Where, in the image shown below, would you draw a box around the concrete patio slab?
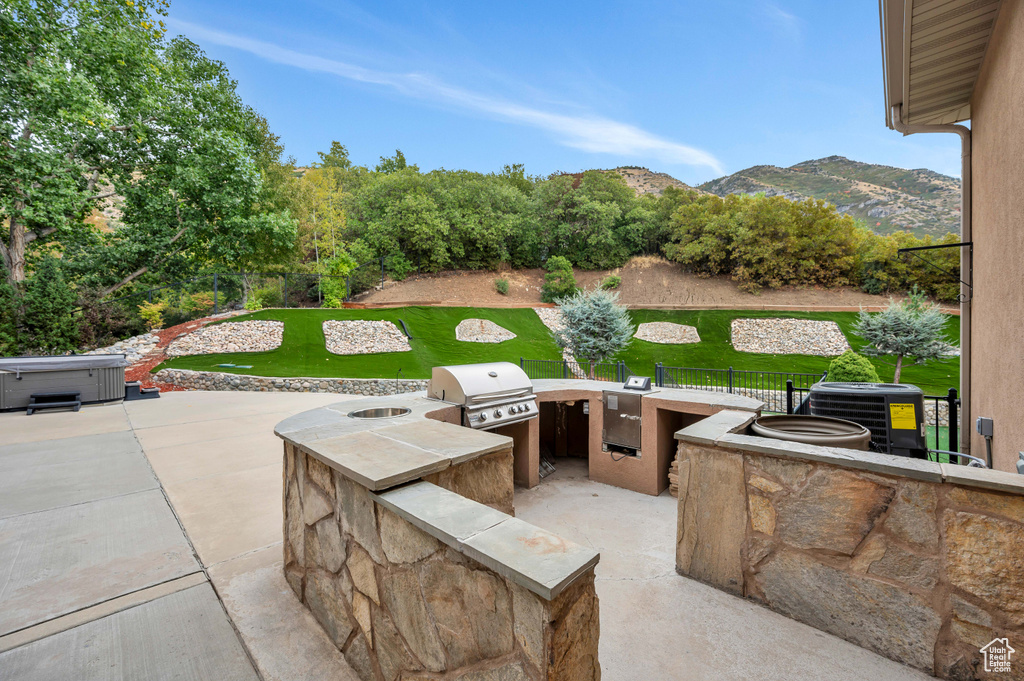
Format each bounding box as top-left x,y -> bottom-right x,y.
0,430 -> 156,519
0,573 -> 208,653
162,463 -> 283,566
144,430 -> 283,485
0,489 -> 200,636
0,583 -> 258,681
515,458 -> 930,681
132,409 -> 298,451
209,546 -> 359,681
0,403 -> 130,446
124,390 -> 342,430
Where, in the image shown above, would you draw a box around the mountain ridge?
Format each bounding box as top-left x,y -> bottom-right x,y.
696,155 -> 960,237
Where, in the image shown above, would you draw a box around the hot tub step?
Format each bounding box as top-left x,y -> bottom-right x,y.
27,391 -> 82,415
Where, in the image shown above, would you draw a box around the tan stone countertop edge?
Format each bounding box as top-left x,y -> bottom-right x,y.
372,481 -> 600,601
677,409 -> 1024,495
275,384 -> 759,493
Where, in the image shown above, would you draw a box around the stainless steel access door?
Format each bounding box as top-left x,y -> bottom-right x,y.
603,390 -> 642,449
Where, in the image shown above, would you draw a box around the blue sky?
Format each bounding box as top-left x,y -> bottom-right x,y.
164,0 -> 964,184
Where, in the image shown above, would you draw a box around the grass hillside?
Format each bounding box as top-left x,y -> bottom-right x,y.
156,307 -> 563,379
698,155 -> 960,237
617,309 -> 959,395
156,307 -> 960,395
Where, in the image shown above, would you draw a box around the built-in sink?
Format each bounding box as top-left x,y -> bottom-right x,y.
347,407 -> 412,419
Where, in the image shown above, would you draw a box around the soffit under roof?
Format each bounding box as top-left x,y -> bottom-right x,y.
881,0 -> 1003,127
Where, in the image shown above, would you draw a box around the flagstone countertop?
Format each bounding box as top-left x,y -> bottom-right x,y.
274,381 -> 763,493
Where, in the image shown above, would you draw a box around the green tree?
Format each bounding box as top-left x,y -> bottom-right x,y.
541,256 -> 577,302
554,289 -> 633,375
0,260 -> 19,355
853,288 -> 952,383
316,141 -> 352,169
1,1 -> 297,292
375,149 -> 416,174
21,256 -> 79,352
1,0 -> 172,284
827,351 -> 881,383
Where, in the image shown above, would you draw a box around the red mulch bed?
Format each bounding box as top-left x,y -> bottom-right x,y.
125,314 -> 229,391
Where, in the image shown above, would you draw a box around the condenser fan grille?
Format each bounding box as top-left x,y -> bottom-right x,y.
809,393 -> 889,452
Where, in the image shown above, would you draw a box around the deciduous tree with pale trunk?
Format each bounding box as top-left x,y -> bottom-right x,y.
1,0 -> 296,292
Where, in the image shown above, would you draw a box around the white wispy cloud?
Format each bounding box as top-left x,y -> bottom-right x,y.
760,2 -> 802,41
165,19 -> 723,174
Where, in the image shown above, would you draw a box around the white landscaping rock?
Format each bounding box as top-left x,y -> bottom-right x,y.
455,319 -> 516,343
533,307 -> 586,378
634,322 -> 700,344
323,320 -> 411,355
731,318 -> 851,356
166,320 -> 284,356
84,332 -> 160,364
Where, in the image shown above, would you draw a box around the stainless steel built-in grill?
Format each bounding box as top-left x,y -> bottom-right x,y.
427,362 -> 538,430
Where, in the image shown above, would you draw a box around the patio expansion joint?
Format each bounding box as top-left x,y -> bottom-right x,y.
128,420 -> 270,681
0,485 -> 160,522
0,571 -> 208,653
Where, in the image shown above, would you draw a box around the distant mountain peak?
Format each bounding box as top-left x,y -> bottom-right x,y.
698,157 -> 960,237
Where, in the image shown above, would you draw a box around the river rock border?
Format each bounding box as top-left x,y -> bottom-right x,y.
155,368 -> 427,396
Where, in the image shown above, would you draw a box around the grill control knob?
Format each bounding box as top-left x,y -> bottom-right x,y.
523,403 -> 530,411
494,409 -> 503,418
478,413 -> 487,422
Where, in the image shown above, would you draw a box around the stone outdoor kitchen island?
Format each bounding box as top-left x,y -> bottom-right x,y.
274,394 -> 601,681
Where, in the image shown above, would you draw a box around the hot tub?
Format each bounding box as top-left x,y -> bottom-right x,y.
0,355 -> 128,411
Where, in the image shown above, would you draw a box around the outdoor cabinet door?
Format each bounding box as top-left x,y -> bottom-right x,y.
603,391 -> 642,449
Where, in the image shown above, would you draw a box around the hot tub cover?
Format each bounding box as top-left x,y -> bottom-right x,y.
0,354 -> 128,372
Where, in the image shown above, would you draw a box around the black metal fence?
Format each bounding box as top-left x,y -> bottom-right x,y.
656,364 -> 826,414
519,358 -> 635,382
925,388 -> 960,454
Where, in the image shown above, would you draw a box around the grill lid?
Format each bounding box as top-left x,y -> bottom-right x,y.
427,362 -> 532,405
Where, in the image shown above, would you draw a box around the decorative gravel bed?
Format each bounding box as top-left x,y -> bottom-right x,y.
455,318 -> 516,343
533,307 -> 587,378
731,318 -> 851,356
85,332 -> 160,364
166,320 -> 284,356
634,322 -> 700,344
323,320 -> 411,355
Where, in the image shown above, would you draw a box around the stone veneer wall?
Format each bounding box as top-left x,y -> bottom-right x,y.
156,368 -> 427,396
283,441 -> 600,681
675,440 -> 1024,679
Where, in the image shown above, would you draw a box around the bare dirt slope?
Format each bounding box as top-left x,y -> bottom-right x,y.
355,257 -> 927,310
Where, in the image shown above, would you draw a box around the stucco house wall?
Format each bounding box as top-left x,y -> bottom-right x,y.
969,0 -> 1024,472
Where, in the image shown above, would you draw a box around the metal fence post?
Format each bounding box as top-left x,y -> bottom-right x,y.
213,273 -> 219,314
282,274 -> 288,308
563,360 -> 569,379
728,366 -> 734,394
786,380 -> 795,415
655,362 -> 662,388
947,388 -> 959,452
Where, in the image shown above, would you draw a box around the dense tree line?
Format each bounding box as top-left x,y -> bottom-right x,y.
294,150 -> 960,302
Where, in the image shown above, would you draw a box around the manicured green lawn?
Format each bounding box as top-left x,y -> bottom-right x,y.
156,306 -> 960,395
155,307 -> 563,379
615,309 -> 959,396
